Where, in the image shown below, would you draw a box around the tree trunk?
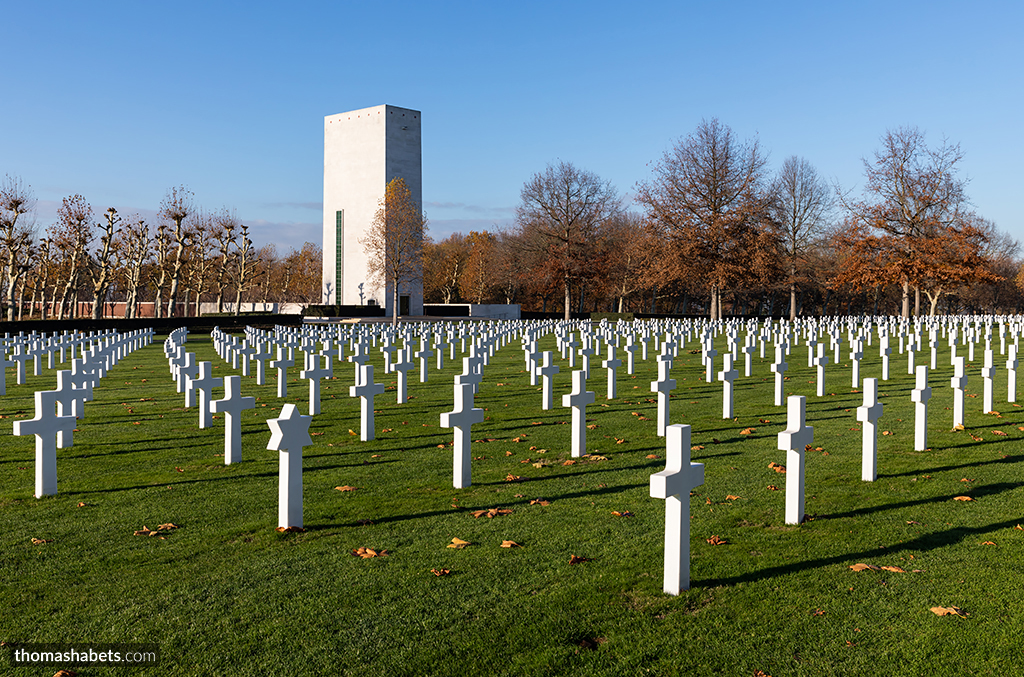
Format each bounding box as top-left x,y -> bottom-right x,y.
901,280 -> 910,318
563,279 -> 571,322
392,283 -> 400,326
914,287 -> 921,317
789,280 -> 797,321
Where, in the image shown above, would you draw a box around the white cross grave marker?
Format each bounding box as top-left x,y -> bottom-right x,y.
650,424 -> 704,595
562,370 -> 596,457
911,365 -> 932,451
349,364 -> 385,442
951,356 -> 967,428
717,353 -> 738,419
536,351 -> 560,410
777,395 -> 813,525
856,377 -> 883,481
13,390 -> 77,497
210,375 -> 256,465
1006,345 -> 1018,403
602,345 -> 622,400
982,349 -> 995,414
188,361 -> 222,429
651,359 -> 676,437
770,343 -> 788,407
440,382 -> 486,488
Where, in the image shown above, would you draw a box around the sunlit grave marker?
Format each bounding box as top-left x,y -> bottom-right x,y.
856,377 -> 883,481
777,395 -> 813,525
13,390 -> 77,497
650,424 -> 704,595
440,382 -> 485,488
349,364 -> 385,442
562,370 -> 596,457
267,403 -> 313,530
210,375 -> 256,465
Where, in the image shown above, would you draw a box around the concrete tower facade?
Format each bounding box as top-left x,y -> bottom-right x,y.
323,104 -> 423,315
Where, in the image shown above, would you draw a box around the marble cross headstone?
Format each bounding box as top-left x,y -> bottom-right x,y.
562,370 -> 596,457
651,358 -> 676,437
210,375 -> 256,465
601,345 -> 622,400
349,364 -> 385,441
981,349 -> 995,414
950,356 -> 967,428
1006,345 -> 1018,403
13,390 -> 77,497
267,403 -> 313,530
189,361 -> 222,429
814,343 -> 829,397
856,377 -> 883,481
911,365 -> 932,451
536,351 -> 560,410
717,352 -> 738,419
777,395 -> 813,525
650,423 -> 704,595
270,346 -> 294,399
440,382 -> 486,489
770,343 -> 788,407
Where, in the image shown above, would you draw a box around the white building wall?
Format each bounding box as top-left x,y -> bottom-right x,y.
323,104 -> 423,316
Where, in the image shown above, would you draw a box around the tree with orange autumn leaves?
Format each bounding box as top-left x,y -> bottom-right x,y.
832,127 -> 1001,317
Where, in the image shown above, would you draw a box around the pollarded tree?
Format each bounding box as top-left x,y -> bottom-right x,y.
770,156 -> 835,320
0,175 -> 36,321
360,177 -> 427,325
88,207 -> 120,319
51,194 -> 93,320
160,186 -> 194,318
115,215 -> 150,318
211,209 -> 238,313
515,161 -> 621,321
232,223 -> 260,315
185,210 -> 217,317
636,118 -> 777,321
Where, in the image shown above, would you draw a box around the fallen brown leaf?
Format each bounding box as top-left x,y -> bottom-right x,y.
726,495 -> 742,500
530,499 -> 551,506
849,563 -> 879,571
471,508 -> 513,519
706,535 -> 727,545
569,555 -> 592,565
953,496 -> 974,502
881,566 -> 906,573
739,427 -> 755,435
611,510 -> 634,517
981,541 -> 996,545
930,606 -> 968,617
447,537 -> 471,549
430,568 -> 451,576
993,430 -> 1008,436
335,485 -> 358,492
500,540 -> 521,548
30,538 -> 52,545
352,547 -> 388,558
646,454 -> 659,459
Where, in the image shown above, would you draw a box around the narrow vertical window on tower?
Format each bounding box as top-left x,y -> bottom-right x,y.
335,210 -> 344,304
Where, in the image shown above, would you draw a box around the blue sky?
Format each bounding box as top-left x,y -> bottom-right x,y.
4,1 -> 1022,253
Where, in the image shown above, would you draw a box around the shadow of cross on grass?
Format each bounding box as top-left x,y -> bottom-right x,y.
878,453 -> 1024,479
695,515 -> 1024,589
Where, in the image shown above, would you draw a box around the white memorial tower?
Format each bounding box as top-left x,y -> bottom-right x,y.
323,104 -> 423,315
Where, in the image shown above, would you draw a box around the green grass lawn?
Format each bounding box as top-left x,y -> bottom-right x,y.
1,326 -> 1022,676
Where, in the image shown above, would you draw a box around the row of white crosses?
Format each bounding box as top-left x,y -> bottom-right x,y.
11,328 -> 154,497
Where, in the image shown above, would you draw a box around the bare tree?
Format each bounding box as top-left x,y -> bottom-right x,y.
515,161 -> 621,320
0,175 -> 36,321
150,222 -> 171,318
88,207 -> 120,319
159,186 -> 193,318
360,177 -> 428,325
211,209 -> 237,313
256,243 -> 278,304
116,216 -> 150,318
52,195 -> 93,320
840,126 -> 968,317
232,223 -> 260,315
185,210 -> 216,316
636,118 -> 776,320
771,156 -> 835,320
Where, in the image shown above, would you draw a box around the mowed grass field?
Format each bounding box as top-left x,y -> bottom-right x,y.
1,324 -> 1023,676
